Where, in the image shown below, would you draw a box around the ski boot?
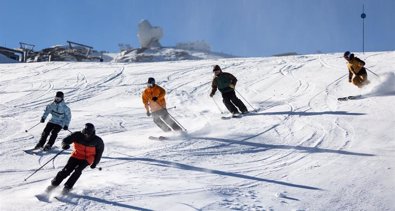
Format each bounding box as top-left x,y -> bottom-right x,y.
43,144 -> 52,151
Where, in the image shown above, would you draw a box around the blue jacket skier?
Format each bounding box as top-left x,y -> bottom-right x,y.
35,91 -> 71,150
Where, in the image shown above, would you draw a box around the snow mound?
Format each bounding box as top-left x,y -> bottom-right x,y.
365,72 -> 395,97
115,47 -> 229,62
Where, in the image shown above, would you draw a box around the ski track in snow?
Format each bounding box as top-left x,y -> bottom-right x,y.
1,52 -> 394,211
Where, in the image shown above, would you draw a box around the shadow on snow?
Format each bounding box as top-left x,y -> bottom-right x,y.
103,154 -> 322,191
248,110 -> 365,116
69,192 -> 153,211
191,135 -> 375,157
191,124 -> 374,157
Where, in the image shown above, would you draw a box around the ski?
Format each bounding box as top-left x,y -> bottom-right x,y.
35,185 -> 57,203
53,191 -> 78,204
337,95 -> 362,101
148,136 -> 167,140
24,146 -> 60,155
221,113 -> 242,120
24,148 -> 41,155
35,193 -> 52,203
54,195 -> 76,204
221,116 -> 241,120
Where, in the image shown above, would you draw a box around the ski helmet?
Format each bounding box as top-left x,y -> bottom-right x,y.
213,65 -> 222,72
147,77 -> 155,85
344,51 -> 350,58
82,123 -> 95,136
55,91 -> 64,98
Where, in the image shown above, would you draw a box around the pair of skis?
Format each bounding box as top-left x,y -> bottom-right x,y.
221,114 -> 242,120
221,111 -> 253,120
337,95 -> 362,101
148,136 -> 167,140
23,146 -> 59,155
35,186 -> 76,204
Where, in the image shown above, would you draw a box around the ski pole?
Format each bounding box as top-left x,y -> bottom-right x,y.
366,68 -> 379,78
167,113 -> 187,132
25,122 -> 41,133
152,101 -> 187,132
167,106 -> 176,110
211,97 -> 225,114
24,149 -> 65,181
235,89 -> 258,112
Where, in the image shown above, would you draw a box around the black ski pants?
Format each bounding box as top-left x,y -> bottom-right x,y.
221,90 -> 248,114
152,108 -> 182,132
51,157 -> 89,189
37,122 -> 62,147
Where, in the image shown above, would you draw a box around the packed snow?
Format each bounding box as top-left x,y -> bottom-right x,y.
0,51 -> 394,211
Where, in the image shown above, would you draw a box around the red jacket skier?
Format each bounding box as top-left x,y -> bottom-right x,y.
46,123 -> 104,193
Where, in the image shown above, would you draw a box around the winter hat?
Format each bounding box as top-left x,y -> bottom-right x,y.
55,91 -> 64,98
349,53 -> 355,59
82,123 -> 95,136
344,51 -> 350,58
147,77 -> 155,85
213,65 -> 222,72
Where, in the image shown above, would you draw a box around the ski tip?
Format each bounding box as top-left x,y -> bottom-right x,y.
35,194 -> 51,203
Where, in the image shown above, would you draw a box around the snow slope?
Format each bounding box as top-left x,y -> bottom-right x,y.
0,52 -> 394,211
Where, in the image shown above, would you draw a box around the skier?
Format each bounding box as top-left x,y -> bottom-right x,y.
343,51 -> 368,88
142,77 -> 182,132
46,123 -> 104,194
209,65 -> 248,116
35,91 -> 71,151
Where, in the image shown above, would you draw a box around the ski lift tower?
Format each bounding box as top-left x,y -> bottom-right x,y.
361,5 -> 367,54
19,42 -> 35,62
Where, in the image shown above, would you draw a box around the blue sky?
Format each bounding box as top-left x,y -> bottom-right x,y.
1,0 -> 394,57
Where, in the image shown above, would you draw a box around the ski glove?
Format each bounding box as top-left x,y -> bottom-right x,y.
229,84 -> 235,89
62,143 -> 70,150
90,164 -> 96,169
146,111 -> 151,117
152,96 -> 158,101
40,117 -> 45,123
63,125 -> 68,130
